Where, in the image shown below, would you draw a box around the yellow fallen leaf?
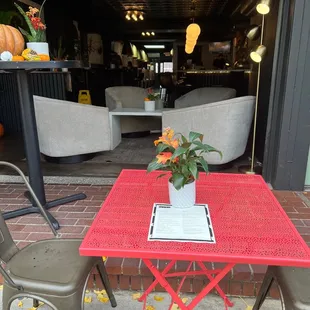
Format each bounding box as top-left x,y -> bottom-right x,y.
94,289 -> 106,295
246,307 -> 253,310
146,306 -> 156,310
0,285 -> 3,290
97,294 -> 109,303
84,296 -> 92,303
132,292 -> 142,300
85,290 -> 90,294
171,304 -> 179,310
102,257 -> 107,262
154,295 -> 164,302
28,308 -> 38,310
18,301 -> 23,307
182,297 -> 189,304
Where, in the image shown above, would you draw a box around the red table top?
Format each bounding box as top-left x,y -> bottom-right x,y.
80,170 -> 310,267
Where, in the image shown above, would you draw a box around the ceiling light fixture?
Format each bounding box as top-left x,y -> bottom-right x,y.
186,23 -> 201,37
139,14 -> 144,20
125,12 -> 131,20
146,32 -> 151,36
142,32 -> 145,36
151,32 -> 155,36
131,13 -> 138,21
144,45 -> 165,49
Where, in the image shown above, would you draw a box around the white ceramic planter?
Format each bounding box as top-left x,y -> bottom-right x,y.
27,42 -> 49,56
169,180 -> 196,208
144,101 -> 155,111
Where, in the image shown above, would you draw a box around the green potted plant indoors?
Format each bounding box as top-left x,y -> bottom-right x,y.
15,1 -> 49,56
144,88 -> 160,112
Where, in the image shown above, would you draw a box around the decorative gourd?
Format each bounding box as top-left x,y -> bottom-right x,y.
38,54 -> 50,61
22,48 -> 40,61
12,55 -> 24,61
0,124 -> 4,138
0,24 -> 25,56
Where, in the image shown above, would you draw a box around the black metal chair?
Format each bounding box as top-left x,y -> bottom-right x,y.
253,266 -> 310,310
0,161 -> 117,310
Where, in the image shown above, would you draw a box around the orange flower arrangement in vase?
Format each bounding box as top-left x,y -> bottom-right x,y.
144,88 -> 160,112
147,127 -> 222,207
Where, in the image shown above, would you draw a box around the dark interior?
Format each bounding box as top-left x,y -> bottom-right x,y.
0,0 -> 281,172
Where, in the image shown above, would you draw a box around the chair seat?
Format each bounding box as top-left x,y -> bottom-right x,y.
6,239 -> 98,296
273,266 -> 310,307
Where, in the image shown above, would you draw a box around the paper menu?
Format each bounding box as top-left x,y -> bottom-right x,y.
148,203 -> 215,243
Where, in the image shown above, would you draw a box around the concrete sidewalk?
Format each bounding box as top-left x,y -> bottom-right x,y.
1,291 -> 282,309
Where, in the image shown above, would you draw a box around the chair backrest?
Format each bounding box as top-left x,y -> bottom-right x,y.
105,86 -> 147,110
175,87 -> 236,109
0,212 -> 19,263
162,96 -> 255,164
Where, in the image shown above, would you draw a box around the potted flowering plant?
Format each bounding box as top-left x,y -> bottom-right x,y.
147,127 -> 222,208
144,88 -> 160,112
15,2 -> 49,56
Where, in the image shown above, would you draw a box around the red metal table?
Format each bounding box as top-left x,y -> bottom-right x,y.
80,170 -> 310,309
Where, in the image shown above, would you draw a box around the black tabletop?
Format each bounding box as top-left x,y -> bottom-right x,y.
0,60 -> 81,70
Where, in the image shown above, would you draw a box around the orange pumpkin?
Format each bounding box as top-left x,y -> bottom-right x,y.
0,123 -> 4,138
12,55 -> 24,61
38,54 -> 50,61
0,24 -> 25,56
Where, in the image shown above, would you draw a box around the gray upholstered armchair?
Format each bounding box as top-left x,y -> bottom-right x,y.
162,96 -> 255,165
33,96 -> 111,162
175,87 -> 236,109
105,86 -> 161,134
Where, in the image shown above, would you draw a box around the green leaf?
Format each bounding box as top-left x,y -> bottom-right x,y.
189,131 -> 203,142
157,173 -> 167,179
171,147 -> 187,160
193,141 -> 222,157
181,142 -> 191,149
156,143 -> 170,153
188,161 -> 198,179
181,134 -> 188,144
18,27 -> 34,42
147,159 -> 165,173
15,3 -> 37,39
181,165 -> 190,179
198,157 -> 209,174
171,173 -> 185,190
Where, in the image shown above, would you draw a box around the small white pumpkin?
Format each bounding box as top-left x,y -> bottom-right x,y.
0,51 -> 13,61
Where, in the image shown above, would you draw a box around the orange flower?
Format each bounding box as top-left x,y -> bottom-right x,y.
163,127 -> 174,140
156,152 -> 179,164
170,139 -> 179,149
154,127 -> 178,147
156,152 -> 173,164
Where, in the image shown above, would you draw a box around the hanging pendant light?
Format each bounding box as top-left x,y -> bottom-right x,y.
186,23 -> 201,37
250,45 -> 267,63
185,45 -> 194,54
256,0 -> 271,15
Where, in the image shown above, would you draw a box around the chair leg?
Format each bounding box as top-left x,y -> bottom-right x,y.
253,269 -> 275,310
96,262 -> 117,308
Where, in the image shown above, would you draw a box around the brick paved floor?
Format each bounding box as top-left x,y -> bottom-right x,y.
1,183 -> 309,299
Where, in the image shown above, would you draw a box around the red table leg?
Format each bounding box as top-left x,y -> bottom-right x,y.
139,259 -> 235,310
188,262 -> 235,309
196,261 -> 234,307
